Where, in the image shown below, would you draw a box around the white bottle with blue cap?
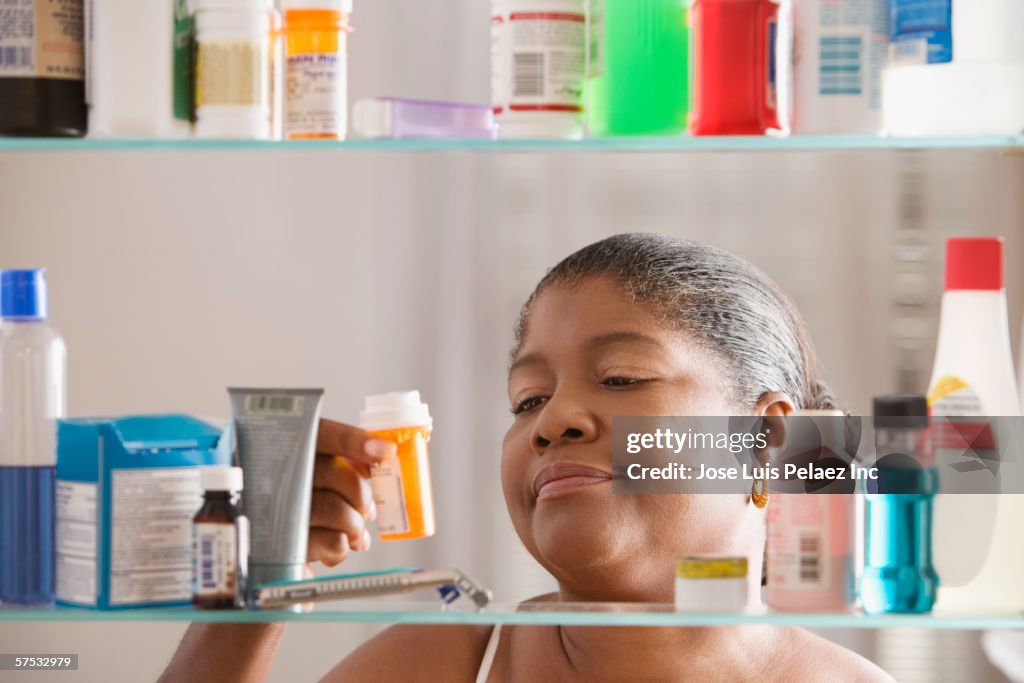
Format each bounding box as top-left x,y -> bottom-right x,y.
0,269 -> 66,607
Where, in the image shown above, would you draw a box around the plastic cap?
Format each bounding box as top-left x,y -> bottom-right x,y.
359,391 -> 431,431
0,269 -> 48,320
676,556 -> 748,579
352,98 -> 393,138
873,394 -> 928,429
945,237 -> 1003,291
194,0 -> 276,11
282,0 -> 352,11
201,466 -> 244,491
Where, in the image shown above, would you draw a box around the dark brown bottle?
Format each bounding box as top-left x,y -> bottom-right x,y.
0,1 -> 87,137
192,467 -> 248,610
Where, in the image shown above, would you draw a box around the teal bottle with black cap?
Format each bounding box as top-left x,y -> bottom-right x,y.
861,395 -> 938,614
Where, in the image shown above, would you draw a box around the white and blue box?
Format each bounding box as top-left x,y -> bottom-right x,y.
55,415 -> 231,609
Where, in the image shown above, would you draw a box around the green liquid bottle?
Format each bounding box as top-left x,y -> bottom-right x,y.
585,0 -> 691,136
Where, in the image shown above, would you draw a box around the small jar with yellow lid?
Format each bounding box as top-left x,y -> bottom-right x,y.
675,555 -> 749,612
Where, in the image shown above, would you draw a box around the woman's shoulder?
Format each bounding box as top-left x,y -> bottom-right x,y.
772,627 -> 895,683
319,623 -> 494,682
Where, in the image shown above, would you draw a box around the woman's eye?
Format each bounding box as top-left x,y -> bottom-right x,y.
511,396 -> 547,415
602,376 -> 647,388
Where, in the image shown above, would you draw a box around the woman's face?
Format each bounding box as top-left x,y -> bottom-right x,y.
503,276 -> 767,602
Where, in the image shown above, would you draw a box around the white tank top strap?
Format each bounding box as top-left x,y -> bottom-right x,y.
475,624 -> 503,683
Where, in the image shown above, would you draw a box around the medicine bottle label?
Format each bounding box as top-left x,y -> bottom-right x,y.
172,0 -> 195,122
928,377 -> 995,484
0,0 -> 84,80
791,0 -> 888,135
927,375 -> 985,416
192,523 -> 238,598
889,0 -> 953,66
766,17 -> 778,112
490,16 -> 504,113
286,52 -> 346,138
491,10 -> 586,113
110,467 -> 199,605
196,41 -> 264,107
767,496 -> 831,589
587,0 -> 604,78
370,459 -> 410,536
927,375 -> 997,587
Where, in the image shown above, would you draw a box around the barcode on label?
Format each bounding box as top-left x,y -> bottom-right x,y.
0,47 -> 33,68
819,36 -> 862,96
244,394 -> 304,416
513,52 -> 545,97
200,536 -> 215,588
799,534 -> 821,583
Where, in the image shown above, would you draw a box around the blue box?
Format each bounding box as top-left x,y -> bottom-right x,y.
55,415 -> 231,609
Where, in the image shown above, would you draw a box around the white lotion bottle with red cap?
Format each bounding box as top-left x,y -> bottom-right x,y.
927,237 -> 1023,613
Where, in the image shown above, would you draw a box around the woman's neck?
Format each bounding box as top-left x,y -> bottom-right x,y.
536,573 -> 773,681
555,623 -> 777,681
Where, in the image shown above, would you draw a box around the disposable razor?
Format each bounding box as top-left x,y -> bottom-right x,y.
250,567 -> 493,610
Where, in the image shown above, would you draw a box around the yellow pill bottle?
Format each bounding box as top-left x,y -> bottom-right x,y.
359,391 -> 435,541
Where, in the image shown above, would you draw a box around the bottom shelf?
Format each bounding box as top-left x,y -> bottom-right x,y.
1,601 -> 1022,629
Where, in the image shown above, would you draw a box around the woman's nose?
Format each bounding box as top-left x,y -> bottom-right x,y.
531,392 -> 599,454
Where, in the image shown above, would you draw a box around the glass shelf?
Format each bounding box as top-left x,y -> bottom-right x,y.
0,135 -> 1023,153
1,601 -> 1022,629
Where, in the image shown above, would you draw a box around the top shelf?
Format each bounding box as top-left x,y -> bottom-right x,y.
1,135 -> 1024,154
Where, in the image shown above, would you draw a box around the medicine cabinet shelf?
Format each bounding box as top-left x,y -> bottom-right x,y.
1,602 -> 1022,629
1,135 -> 1024,154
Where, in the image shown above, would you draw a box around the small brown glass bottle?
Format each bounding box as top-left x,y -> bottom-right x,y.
192,466 -> 248,609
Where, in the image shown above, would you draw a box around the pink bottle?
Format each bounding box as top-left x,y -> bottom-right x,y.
766,410 -> 856,612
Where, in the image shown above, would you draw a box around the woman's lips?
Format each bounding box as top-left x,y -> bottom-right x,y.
532,463 -> 613,500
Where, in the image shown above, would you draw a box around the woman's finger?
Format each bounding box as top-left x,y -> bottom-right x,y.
316,418 -> 397,465
310,488 -> 370,546
308,527 -> 351,567
313,452 -> 376,520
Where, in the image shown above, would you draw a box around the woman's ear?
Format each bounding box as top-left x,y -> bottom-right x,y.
755,391 -> 795,418
751,392 -> 795,465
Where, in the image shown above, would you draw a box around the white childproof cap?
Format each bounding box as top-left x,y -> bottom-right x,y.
200,466 -> 244,492
281,0 -> 353,11
359,391 -> 432,431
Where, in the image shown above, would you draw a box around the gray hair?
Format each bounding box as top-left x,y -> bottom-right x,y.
514,233 -> 836,411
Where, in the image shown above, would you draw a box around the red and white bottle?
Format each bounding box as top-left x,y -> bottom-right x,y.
491,0 -> 586,139
766,410 -> 855,612
927,237 -> 1023,613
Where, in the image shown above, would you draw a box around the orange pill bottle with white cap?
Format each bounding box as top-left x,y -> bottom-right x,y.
359,391 -> 435,541
282,0 -> 353,139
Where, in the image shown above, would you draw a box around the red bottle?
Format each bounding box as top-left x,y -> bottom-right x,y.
689,0 -> 784,136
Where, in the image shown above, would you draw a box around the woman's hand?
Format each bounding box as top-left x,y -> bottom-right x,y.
309,418 -> 395,567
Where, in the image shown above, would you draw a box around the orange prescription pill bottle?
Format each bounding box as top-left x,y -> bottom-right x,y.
282,0 -> 353,140
359,391 -> 435,541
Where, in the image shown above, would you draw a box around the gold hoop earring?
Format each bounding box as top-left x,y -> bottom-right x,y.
751,478 -> 770,509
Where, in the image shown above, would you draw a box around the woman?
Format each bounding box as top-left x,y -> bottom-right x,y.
162,234 -> 892,682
